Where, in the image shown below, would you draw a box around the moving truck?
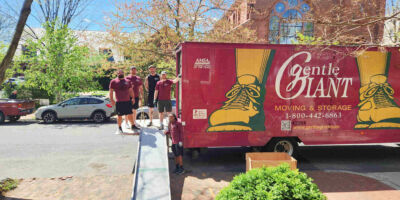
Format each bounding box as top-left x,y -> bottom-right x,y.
175,42 -> 400,156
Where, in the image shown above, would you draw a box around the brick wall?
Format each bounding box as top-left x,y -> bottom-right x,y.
226,0 -> 386,44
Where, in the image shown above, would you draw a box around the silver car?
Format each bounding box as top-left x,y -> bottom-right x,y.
35,96 -> 115,124
136,99 -> 176,119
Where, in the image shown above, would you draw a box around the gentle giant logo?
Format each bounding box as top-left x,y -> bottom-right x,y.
275,51 -> 353,100
194,58 -> 211,69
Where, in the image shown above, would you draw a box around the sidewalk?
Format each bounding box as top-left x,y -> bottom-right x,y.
168,158 -> 400,200
2,175 -> 134,200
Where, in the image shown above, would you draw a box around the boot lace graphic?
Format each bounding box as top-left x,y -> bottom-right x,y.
358,82 -> 396,108
222,83 -> 261,110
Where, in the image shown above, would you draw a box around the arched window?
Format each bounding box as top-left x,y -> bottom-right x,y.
269,0 -> 313,44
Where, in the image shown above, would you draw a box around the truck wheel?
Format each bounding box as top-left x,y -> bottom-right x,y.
136,112 -> 149,120
92,111 -> 106,123
0,111 -> 5,124
9,116 -> 20,122
266,138 -> 298,158
42,111 -> 57,124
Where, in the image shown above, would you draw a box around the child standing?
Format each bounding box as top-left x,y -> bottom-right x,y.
164,113 -> 185,174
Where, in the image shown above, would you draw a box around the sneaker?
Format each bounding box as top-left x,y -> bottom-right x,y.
177,167 -> 185,174
115,128 -> 123,135
132,124 -> 140,130
124,121 -> 130,129
147,121 -> 152,127
159,124 -> 164,130
173,167 -> 180,174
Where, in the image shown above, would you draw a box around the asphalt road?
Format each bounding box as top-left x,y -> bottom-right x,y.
0,119 -> 139,179
183,143 -> 400,190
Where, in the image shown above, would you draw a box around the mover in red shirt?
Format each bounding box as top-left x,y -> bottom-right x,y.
109,69 -> 136,134
164,113 -> 184,174
154,71 -> 181,130
126,66 -> 143,130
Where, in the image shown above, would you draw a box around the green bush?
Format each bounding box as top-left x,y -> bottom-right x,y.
2,83 -> 54,102
216,164 -> 326,200
0,178 -> 18,195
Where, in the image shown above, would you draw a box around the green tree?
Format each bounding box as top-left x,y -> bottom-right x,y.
11,20 -> 101,102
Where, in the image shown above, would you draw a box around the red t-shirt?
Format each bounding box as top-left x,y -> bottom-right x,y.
166,121 -> 183,144
109,78 -> 132,102
126,75 -> 142,98
155,79 -> 173,100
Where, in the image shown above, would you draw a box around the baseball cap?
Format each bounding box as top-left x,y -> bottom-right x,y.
130,66 -> 136,70
161,71 -> 167,75
148,65 -> 156,69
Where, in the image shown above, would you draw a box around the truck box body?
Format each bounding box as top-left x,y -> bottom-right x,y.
175,42 -> 400,148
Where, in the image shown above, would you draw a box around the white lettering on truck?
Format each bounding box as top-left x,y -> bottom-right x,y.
275,51 -> 353,100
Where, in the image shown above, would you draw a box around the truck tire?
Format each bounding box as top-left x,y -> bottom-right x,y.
0,111 -> 5,124
9,116 -> 20,122
92,111 -> 106,123
266,138 -> 298,158
136,112 -> 149,120
42,111 -> 57,124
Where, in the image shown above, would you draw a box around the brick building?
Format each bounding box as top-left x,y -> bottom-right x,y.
225,0 -> 387,44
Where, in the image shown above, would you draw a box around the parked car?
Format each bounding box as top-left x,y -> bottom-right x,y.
35,96 -> 115,124
0,98 -> 36,124
136,99 -> 176,119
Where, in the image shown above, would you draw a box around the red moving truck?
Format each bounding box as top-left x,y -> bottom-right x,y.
175,42 -> 400,156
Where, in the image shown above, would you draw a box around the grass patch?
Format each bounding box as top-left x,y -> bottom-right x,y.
0,178 -> 18,195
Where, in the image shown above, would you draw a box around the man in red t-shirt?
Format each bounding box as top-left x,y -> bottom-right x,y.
109,69 -> 136,134
126,66 -> 143,130
154,71 -> 181,130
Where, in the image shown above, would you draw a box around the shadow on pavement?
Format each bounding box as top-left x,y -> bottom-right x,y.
298,145 -> 400,173
36,119 -> 117,129
0,121 -> 38,126
169,145 -> 400,199
0,196 -> 31,200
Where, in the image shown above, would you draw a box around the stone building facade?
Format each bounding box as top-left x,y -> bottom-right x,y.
225,0 -> 386,44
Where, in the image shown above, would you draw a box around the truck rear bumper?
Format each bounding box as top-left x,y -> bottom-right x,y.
18,108 -> 34,116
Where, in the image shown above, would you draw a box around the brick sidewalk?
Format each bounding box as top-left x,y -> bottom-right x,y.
170,170 -> 400,200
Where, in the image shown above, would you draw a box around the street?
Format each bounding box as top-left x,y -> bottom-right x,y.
0,119 -> 138,179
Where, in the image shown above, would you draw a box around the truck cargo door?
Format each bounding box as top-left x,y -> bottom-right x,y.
177,51 -> 182,117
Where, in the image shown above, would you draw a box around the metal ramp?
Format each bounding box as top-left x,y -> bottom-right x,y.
132,121 -> 171,200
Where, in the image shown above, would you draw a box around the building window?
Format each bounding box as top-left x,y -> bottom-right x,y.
100,48 -> 114,62
21,44 -> 36,57
268,0 -> 313,44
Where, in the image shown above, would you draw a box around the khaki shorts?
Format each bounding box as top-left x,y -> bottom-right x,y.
158,100 -> 172,113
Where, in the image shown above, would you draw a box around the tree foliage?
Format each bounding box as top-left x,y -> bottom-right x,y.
216,164 -> 326,200
9,20 -> 101,102
105,0 -> 251,79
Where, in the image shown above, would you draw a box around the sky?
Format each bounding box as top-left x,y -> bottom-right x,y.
26,0 -> 120,31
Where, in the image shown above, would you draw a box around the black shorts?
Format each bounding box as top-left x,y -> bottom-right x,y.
148,91 -> 155,108
116,101 -> 133,116
158,100 -> 172,113
172,144 -> 183,157
132,97 -> 139,110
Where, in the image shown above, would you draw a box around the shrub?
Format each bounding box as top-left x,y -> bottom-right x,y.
216,164 -> 326,200
0,178 -> 18,195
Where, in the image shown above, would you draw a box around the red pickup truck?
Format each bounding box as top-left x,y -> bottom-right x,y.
0,99 -> 36,123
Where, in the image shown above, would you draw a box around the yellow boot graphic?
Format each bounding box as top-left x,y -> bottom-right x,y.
207,49 -> 275,132
355,51 -> 400,129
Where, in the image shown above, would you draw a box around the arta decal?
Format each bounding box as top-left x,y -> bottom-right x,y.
207,49 -> 275,132
355,51 -> 400,129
